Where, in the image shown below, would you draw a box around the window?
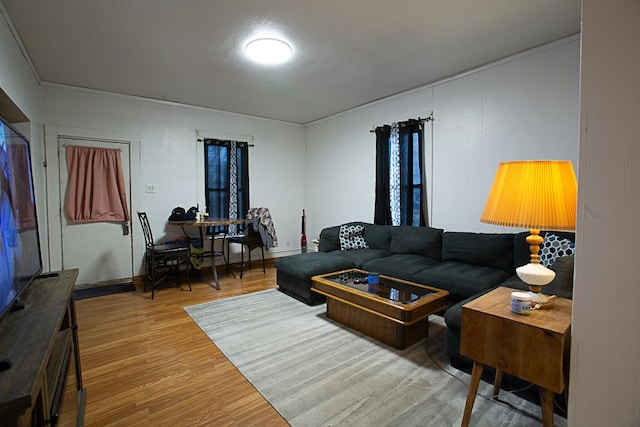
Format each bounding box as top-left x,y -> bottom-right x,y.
374,119 -> 427,226
204,139 -> 249,234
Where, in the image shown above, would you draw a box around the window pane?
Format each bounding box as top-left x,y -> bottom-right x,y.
412,188 -> 421,225
412,133 -> 421,185
205,144 -> 228,228
207,146 -> 227,189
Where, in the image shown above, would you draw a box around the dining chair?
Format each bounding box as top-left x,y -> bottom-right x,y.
225,221 -> 266,279
137,211 -> 191,299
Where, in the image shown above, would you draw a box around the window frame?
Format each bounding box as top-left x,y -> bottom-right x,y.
203,138 -> 250,234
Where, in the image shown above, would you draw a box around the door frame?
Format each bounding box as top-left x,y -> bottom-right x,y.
44,125 -> 141,277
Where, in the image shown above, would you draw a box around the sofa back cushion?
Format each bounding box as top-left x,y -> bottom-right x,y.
390,226 -> 443,261
546,255 -> 574,299
442,232 -> 514,273
319,224 -> 344,252
319,222 -> 392,252
513,231 -> 576,268
363,223 -> 392,250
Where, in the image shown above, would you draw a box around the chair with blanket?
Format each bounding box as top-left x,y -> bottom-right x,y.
226,207 -> 277,278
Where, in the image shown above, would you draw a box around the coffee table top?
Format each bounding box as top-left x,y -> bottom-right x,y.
312,269 -> 449,323
319,269 -> 437,304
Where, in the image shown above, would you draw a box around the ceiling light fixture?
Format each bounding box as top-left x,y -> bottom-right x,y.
245,38 -> 292,64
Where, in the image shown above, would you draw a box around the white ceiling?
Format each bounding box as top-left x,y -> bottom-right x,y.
2,0 -> 581,124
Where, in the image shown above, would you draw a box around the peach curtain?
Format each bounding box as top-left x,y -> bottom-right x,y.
65,145 -> 129,224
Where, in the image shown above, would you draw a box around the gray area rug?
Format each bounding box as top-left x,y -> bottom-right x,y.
185,289 -> 567,427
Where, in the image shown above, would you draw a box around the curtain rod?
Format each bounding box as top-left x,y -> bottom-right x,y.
369,113 -> 434,133
61,143 -> 121,151
197,137 -> 255,147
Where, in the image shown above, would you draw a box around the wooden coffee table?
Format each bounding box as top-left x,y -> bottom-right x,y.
311,269 -> 449,349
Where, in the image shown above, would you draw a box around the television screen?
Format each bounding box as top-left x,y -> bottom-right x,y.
0,116 -> 43,319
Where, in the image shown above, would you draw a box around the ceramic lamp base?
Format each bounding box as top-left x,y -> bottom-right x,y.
516,262 -> 556,306
527,290 -> 550,305
516,262 -> 555,286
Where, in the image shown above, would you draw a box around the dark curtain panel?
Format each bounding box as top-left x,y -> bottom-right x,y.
374,119 -> 427,227
236,141 -> 250,227
374,125 -> 392,225
398,119 -> 426,226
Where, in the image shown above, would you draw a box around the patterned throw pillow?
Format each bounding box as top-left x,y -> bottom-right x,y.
539,233 -> 575,267
339,224 -> 369,250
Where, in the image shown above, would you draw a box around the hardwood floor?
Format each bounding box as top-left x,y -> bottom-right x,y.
64,263 -> 289,427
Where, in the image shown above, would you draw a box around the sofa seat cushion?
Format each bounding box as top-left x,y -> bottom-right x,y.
362,254 -> 440,281
444,291 -> 490,334
443,288 -> 495,358
329,248 -> 390,268
411,262 -> 512,299
274,252 -> 355,280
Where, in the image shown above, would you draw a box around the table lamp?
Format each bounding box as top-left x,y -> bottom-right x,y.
480,160 -> 577,305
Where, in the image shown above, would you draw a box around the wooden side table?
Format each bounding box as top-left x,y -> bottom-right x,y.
459,287 -> 572,427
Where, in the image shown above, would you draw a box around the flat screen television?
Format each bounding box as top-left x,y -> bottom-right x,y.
0,115 -> 43,320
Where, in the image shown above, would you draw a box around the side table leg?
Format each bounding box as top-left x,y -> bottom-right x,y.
461,362 -> 484,427
540,388 -> 555,427
492,369 -> 503,398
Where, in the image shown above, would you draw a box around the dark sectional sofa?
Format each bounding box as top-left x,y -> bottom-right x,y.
274,221 -> 575,365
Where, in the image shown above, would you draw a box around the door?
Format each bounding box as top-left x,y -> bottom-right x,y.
58,137 -> 133,286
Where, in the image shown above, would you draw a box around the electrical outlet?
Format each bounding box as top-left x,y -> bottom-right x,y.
145,184 -> 155,193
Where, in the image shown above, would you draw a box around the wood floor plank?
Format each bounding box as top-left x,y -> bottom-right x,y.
59,264 -> 289,427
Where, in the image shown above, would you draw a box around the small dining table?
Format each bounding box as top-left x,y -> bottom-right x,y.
168,218 -> 245,290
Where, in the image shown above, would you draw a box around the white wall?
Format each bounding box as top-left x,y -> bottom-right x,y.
0,8 -> 39,125
569,1 -> 640,425
304,36 -> 580,239
0,6 -> 47,268
41,85 -> 305,275
303,86 -> 434,238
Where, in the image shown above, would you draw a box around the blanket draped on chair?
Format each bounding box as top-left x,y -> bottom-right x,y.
246,207 -> 278,249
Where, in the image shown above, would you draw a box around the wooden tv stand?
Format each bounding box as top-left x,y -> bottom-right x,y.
0,269 -> 86,426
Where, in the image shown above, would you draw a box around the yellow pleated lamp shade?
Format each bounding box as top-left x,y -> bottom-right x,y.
481,160 -> 577,230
